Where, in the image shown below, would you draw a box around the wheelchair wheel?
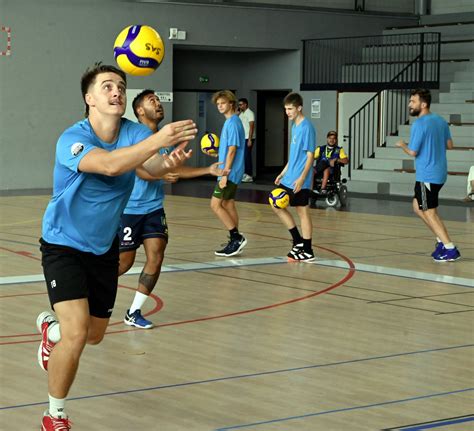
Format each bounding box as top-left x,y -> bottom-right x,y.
338,185 -> 348,207
325,194 -> 339,207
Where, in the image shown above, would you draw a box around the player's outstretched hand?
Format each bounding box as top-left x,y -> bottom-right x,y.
162,142 -> 193,170
209,162 -> 230,177
158,120 -> 197,148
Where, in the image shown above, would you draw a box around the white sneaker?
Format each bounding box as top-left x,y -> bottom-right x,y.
242,174 -> 253,183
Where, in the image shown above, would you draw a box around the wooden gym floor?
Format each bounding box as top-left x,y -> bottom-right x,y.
0,182 -> 473,430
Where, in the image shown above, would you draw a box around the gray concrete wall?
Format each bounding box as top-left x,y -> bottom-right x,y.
0,0 -> 417,191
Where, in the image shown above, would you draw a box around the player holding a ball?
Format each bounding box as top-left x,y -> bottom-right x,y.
211,90 -> 247,257
36,63 -> 196,429
273,92 -> 316,262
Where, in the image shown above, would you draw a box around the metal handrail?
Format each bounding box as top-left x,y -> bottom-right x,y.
347,57 -> 424,177
302,32 -> 441,91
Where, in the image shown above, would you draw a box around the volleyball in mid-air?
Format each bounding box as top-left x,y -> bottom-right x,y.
113,25 -> 165,76
200,133 -> 220,156
268,188 -> 290,209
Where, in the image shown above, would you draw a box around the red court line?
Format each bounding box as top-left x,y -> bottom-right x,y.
0,247 -> 355,345
0,246 -> 41,261
0,285 -> 162,342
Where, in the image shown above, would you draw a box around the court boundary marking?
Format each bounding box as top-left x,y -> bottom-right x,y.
215,388 -> 474,430
383,413 -> 474,430
0,256 -> 472,288
0,250 -> 355,345
1,344 -> 472,412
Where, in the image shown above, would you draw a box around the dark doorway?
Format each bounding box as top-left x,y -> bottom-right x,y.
256,90 -> 290,180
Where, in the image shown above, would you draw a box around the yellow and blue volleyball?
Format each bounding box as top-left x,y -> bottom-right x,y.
200,133 -> 220,156
113,25 -> 165,76
268,188 -> 290,209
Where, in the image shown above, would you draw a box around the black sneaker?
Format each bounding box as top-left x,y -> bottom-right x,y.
215,236 -> 247,257
291,243 -> 303,253
287,248 -> 315,262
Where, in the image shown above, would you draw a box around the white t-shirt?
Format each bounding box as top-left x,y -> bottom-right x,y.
239,108 -> 255,139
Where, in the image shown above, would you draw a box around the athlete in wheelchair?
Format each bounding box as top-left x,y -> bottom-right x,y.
310,130 -> 349,208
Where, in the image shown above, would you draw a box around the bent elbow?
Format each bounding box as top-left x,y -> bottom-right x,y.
102,163 -> 123,177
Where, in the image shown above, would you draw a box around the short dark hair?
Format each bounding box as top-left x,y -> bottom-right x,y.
327,130 -> 337,137
132,89 -> 156,119
238,98 -> 248,105
80,62 -> 127,117
410,88 -> 431,108
283,92 -> 303,107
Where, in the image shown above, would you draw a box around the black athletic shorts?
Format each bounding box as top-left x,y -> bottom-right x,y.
279,184 -> 311,207
414,181 -> 444,210
119,208 -> 168,251
39,237 -> 119,318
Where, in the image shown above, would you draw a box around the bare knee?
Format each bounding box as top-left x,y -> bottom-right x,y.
87,324 -> 106,345
87,332 -> 105,345
62,326 -> 89,353
412,199 -> 422,216
119,251 -> 136,276
146,252 -> 164,271
210,198 -> 221,214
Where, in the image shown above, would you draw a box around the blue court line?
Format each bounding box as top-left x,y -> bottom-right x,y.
397,415 -> 474,430
1,343 -> 472,411
215,388 -> 474,430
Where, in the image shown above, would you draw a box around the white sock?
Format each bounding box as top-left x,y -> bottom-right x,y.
444,242 -> 455,249
47,322 -> 61,343
48,394 -> 67,418
436,237 -> 442,243
130,291 -> 149,313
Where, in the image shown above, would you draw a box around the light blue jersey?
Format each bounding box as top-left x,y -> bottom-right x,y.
218,114 -> 245,184
281,117 -> 316,190
42,118 -> 152,254
124,147 -> 170,215
409,113 -> 451,184
123,177 -> 165,215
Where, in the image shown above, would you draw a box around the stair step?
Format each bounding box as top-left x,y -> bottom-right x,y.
399,124 -> 474,137
373,147 -> 474,162
347,179 -> 466,199
385,135 -> 473,148
361,41 -> 473,63
362,158 -> 404,170
394,168 -> 468,176
389,182 -> 466,199
439,91 -> 474,103
351,169 -> 467,185
383,22 -> 474,39
451,81 -> 474,90
431,102 -> 474,115
455,71 -> 474,81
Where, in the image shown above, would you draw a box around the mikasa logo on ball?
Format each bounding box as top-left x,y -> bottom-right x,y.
71,142 -> 84,157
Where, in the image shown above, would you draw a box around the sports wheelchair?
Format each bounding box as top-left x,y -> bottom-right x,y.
310,163 -> 348,208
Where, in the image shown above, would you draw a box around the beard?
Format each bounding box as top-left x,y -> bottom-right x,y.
409,107 -> 421,117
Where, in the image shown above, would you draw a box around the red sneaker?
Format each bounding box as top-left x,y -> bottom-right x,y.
41,412 -> 72,430
36,311 -> 58,371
